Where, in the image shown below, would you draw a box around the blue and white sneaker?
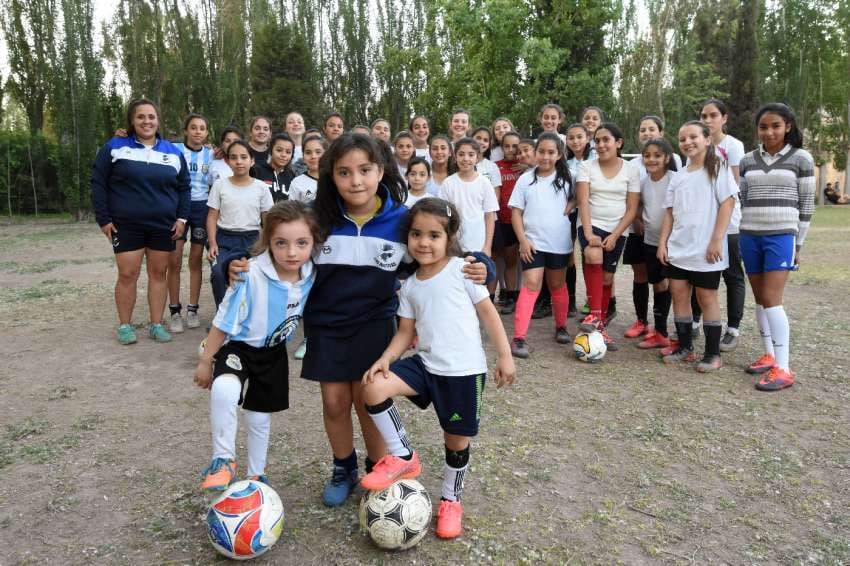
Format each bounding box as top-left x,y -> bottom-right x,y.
248,474 -> 270,485
322,465 -> 358,507
116,324 -> 137,345
148,323 -> 172,343
294,338 -> 307,360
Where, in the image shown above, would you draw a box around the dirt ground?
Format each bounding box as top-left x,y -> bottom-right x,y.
1,207 -> 849,565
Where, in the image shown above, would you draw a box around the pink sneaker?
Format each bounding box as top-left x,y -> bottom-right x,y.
624,320 -> 648,338
360,452 -> 421,491
435,500 -> 464,539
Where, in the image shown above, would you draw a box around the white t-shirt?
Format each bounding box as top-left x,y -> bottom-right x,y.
289,174 -> 318,203
508,169 -> 573,254
438,172 -> 499,252
717,135 -> 745,167
397,163 -> 408,180
404,192 -> 429,208
397,256 -> 489,376
640,171 -> 673,246
414,147 -> 432,163
630,154 -> 683,181
576,159 -> 641,232
425,178 -> 443,196
664,164 -> 739,271
208,159 -> 233,189
489,146 -> 504,162
478,158 -> 502,187
293,145 -> 303,163
207,177 -> 273,232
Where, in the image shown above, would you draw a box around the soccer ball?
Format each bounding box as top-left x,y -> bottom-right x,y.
573,331 -> 607,363
198,337 -> 207,358
359,479 -> 432,550
206,480 -> 284,560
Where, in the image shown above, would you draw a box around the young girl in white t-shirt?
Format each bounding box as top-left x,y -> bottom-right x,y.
427,134 -> 454,195
635,138 -> 678,351
409,115 -> 431,159
206,140 -> 274,307
359,198 -> 515,540
489,117 -> 514,162
508,132 -> 574,358
539,103 -> 567,144
439,137 -> 499,256
393,131 -> 415,179
576,122 -> 641,350
404,157 -> 431,208
289,135 -> 326,203
657,121 -> 738,373
471,127 -> 503,191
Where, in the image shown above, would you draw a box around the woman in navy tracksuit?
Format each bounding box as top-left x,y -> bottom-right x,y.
91,98 -> 190,345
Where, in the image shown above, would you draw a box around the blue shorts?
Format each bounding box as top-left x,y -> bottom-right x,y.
740,234 -> 795,274
577,225 -> 626,273
111,221 -> 174,253
180,201 -> 210,245
391,355 -> 485,437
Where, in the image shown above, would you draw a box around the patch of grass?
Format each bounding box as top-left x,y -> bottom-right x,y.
5,418 -> 49,441
811,206 -> 850,229
19,442 -> 58,464
48,385 -> 77,401
0,441 -> 14,469
72,413 -> 104,431
0,279 -> 77,302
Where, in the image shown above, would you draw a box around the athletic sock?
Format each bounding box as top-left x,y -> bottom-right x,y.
187,304 -> 199,313
364,457 -> 376,474
489,293 -> 496,303
601,284 -> 613,317
633,281 -> 649,323
441,445 -> 470,502
169,303 -> 182,316
583,263 -> 603,318
243,410 -> 271,477
210,374 -> 241,461
366,399 -> 412,458
755,304 -> 775,356
764,305 -> 790,371
566,264 -> 577,300
333,449 -> 358,472
551,286 -> 569,328
690,289 -> 702,324
653,290 -> 671,336
703,320 -> 722,358
513,287 -> 540,339
674,316 -> 694,351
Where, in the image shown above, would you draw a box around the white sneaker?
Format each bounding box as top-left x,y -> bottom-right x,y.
168,312 -> 184,333
186,309 -> 200,329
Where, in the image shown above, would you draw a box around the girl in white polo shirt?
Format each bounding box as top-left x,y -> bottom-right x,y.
657,120 -> 738,373
508,132 -> 574,358
576,122 -> 641,350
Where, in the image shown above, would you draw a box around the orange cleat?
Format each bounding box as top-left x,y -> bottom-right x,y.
659,339 -> 681,357
201,458 -> 236,492
756,366 -> 794,391
360,452 -> 421,492
746,353 -> 776,375
624,320 -> 649,338
638,331 -> 671,349
435,500 -> 464,539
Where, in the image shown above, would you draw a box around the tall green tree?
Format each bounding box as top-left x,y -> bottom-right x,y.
1,0 -> 57,132
727,0 -> 760,148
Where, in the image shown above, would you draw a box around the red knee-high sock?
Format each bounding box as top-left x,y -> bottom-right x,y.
584,263 -> 603,318
513,287 -> 540,339
551,285 -> 569,328
601,284 -> 612,317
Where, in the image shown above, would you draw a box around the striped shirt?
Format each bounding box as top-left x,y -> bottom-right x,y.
738,144 -> 815,248
213,253 -> 315,348
174,143 -> 214,201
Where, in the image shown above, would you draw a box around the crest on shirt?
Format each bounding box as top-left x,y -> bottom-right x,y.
321,244 -> 332,254
201,164 -> 209,174
374,242 -> 399,269
162,154 -> 171,163
265,315 -> 301,347
225,354 -> 243,371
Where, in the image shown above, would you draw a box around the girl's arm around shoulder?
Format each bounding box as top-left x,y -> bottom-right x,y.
363,317 -> 417,384
475,297 -> 516,388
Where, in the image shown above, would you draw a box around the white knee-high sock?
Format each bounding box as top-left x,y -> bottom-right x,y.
755,304 -> 774,356
210,374 -> 241,461
243,410 -> 271,477
764,306 -> 790,370
366,399 -> 411,457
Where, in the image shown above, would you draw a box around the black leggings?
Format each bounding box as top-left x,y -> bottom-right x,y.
691,233 -> 745,328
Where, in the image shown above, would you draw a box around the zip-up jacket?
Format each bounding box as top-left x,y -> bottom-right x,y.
91,135 -> 191,230
254,162 -> 295,202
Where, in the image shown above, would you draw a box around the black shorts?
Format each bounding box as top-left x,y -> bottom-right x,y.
643,244 -> 665,284
493,222 -> 518,249
301,317 -> 396,382
391,354 -> 485,437
662,264 -> 722,290
622,233 -> 646,265
111,221 -> 175,253
213,340 -> 289,413
521,250 -> 570,271
180,201 -> 209,245
577,225 -> 626,273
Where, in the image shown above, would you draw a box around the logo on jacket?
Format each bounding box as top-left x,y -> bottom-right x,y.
374,242 -> 399,269
162,154 -> 171,163
321,244 -> 332,254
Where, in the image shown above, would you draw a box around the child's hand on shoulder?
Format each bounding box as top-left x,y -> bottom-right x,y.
228,257 -> 250,285
495,355 -> 516,388
363,357 -> 392,384
194,360 -> 213,389
462,256 -> 487,284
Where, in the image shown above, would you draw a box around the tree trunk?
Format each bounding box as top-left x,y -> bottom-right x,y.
27,138 -> 38,217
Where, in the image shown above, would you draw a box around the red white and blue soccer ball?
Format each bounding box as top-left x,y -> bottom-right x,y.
359,479 -> 432,550
206,480 -> 284,560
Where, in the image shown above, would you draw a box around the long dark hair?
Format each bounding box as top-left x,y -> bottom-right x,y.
641,138 -> 678,173
532,132 -> 572,198
181,113 -> 210,145
314,134 -> 406,235
375,138 -> 408,197
754,103 -> 804,148
680,120 -> 721,181
429,134 -> 457,174
565,123 -> 591,161
470,127 -> 492,159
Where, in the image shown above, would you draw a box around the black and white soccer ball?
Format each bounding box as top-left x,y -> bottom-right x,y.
359,479 -> 432,550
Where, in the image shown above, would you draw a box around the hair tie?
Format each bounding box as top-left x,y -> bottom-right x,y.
446,204 -> 451,217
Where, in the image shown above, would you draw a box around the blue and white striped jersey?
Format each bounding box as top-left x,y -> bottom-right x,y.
174,143 -> 214,201
213,252 -> 315,348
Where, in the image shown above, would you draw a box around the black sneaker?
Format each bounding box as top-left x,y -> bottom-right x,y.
496,291 -> 507,307
719,331 -> 739,352
511,337 -> 530,358
532,303 -> 552,319
499,298 -> 516,315
604,299 -> 617,325
555,327 -> 571,344
568,302 -> 578,318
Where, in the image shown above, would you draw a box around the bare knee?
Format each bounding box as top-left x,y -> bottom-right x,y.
322,391 -> 353,420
